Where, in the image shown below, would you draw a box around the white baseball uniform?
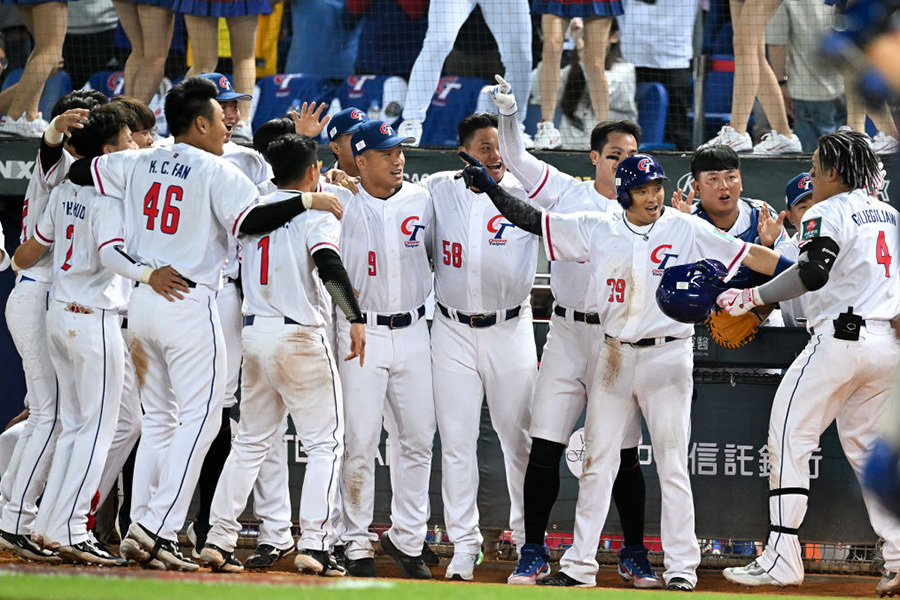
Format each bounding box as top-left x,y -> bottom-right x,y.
754,190 -> 900,585
0,144 -> 74,536
421,170 -> 537,554
89,143 -> 259,541
28,181 -> 130,547
774,233 -> 807,327
207,189 -> 344,554
402,0 -> 532,127
543,207 -> 750,587
0,225 -> 8,271
334,181 -> 437,561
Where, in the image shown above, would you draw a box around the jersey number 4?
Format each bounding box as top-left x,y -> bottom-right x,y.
143,183 -> 183,234
877,231 -> 892,278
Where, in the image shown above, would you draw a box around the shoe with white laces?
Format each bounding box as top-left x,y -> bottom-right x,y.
723,560 -> 784,586
617,544 -> 664,589
397,119 -> 423,147
752,130 -> 802,155
230,120 -> 252,144
878,571 -> 900,596
871,131 -> 899,154
445,549 -> 484,581
0,112 -> 49,138
533,121 -> 561,149
701,125 -> 752,152
58,539 -> 128,567
507,543 -> 550,585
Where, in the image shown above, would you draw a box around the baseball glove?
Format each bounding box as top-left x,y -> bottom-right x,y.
705,307 -> 763,349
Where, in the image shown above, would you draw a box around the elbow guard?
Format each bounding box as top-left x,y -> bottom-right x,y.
797,236 -> 839,291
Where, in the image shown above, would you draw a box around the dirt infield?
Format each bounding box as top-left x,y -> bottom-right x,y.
0,549 -> 880,597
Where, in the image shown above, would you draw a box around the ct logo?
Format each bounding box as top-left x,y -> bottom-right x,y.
380,123 -> 393,136
219,76 -> 231,91
487,214 -> 515,245
798,176 -> 811,190
651,244 -> 678,272
401,216 -> 424,247
350,109 -> 365,122
637,157 -> 653,172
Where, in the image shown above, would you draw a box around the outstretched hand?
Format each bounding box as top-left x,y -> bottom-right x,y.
292,101 -> 331,138
757,203 -> 787,247
458,151 -> 497,193
489,74 -> 516,114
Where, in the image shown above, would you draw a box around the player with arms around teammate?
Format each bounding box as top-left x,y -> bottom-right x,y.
718,131 -> 900,596
421,113 -> 537,581
200,133 -> 364,576
66,76 -> 342,571
335,120 -> 436,580
490,77 -> 658,587
461,151 -> 790,591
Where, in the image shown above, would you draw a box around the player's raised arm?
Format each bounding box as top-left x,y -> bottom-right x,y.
459,151 -> 542,235
491,75 -> 548,193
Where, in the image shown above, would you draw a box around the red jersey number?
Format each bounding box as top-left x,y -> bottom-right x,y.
442,240 -> 462,268
61,224 -> 75,271
143,183 -> 183,234
257,236 -> 270,285
606,278 -> 625,303
876,230 -> 892,278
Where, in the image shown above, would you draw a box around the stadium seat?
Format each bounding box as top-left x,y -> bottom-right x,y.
333,74 -> 408,128
418,76 -> 489,147
2,69 -> 72,120
636,82 -> 674,151
250,73 -> 336,132
84,70 -> 125,98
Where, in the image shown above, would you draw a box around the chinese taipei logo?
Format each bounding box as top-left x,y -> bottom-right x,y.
488,214 -> 515,246
651,244 -> 679,275
401,216 -> 424,247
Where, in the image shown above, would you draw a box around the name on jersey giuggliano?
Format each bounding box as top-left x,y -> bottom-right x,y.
852,208 -> 897,227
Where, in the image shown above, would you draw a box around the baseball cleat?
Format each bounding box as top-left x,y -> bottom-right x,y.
507,543 -> 550,585
128,522 -> 198,571
723,560 -> 784,586
0,530 -> 61,563
244,543 -> 294,570
58,540 -> 128,567
295,549 -> 346,577
380,531 -> 431,579
445,549 -> 484,581
617,544 -> 663,589
877,571 -> 900,597
666,576 -> 695,591
536,571 -> 594,587
199,544 -> 243,573
345,556 -> 378,577
421,541 -> 440,568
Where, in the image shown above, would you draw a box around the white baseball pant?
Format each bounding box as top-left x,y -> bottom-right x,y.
252,415 -> 293,550
0,421 -> 26,485
757,322 -> 900,585
32,303 -> 124,546
432,305 -> 536,554
207,318 -> 343,553
127,284 -> 225,541
218,281 -> 242,409
560,337 -> 700,587
0,279 -> 59,535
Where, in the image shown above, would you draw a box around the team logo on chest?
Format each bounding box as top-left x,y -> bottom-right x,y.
488,214 -> 515,246
401,216 -> 425,247
651,244 -> 679,276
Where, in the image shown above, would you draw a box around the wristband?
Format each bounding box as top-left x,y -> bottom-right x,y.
773,254 -> 795,276
44,116 -> 65,146
302,192 -> 313,209
140,267 -> 154,284
10,255 -> 19,273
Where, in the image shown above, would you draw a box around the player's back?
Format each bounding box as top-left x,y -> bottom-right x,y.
93,143 -> 259,288
802,190 -> 900,328
241,190 -> 338,328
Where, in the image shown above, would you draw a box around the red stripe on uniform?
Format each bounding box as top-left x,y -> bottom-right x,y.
232,202 -> 258,236
310,242 -> 339,254
726,242 -> 749,274
97,238 -> 124,252
34,226 -> 53,244
93,158 -> 106,196
529,165 -> 550,199
544,213 -> 556,261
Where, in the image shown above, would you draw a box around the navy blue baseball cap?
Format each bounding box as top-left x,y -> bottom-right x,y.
351,120 -> 413,157
199,72 -> 252,102
785,172 -> 813,208
328,108 -> 369,142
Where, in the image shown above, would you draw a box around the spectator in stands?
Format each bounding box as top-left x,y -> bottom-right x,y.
765,0 -> 844,153
175,0 -> 272,143
702,0 -> 803,155
112,0 -> 174,109
0,0 -> 69,137
63,0 -> 120,90
396,0 -> 532,146
530,0 -> 622,149
350,0 -> 427,78
529,18 -> 636,150
286,0 -> 361,81
619,0 -> 699,151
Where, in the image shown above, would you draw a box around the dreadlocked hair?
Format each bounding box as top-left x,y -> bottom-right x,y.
816,130 -> 882,193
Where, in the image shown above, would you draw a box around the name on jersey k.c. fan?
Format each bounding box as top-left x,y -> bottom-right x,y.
147,158 -> 191,179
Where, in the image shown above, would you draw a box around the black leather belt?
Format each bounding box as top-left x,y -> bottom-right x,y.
438,303 -> 521,328
554,304 -> 601,325
606,334 -> 679,347
363,305 -> 425,329
243,315 -> 300,326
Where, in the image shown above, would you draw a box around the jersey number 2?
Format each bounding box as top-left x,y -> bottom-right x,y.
61,224 -> 74,271
877,231 -> 892,278
143,183 -> 183,234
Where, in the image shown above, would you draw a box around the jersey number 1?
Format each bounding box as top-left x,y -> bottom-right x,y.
257,236 -> 270,285
876,231 -> 892,278
143,183 -> 183,234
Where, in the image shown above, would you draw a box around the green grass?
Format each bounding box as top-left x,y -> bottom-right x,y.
0,572 -> 865,600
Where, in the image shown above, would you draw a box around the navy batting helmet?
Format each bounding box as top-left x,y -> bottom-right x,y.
615,153 -> 668,209
656,259 -> 729,323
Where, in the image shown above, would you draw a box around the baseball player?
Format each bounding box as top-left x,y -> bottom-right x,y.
718,131 -> 900,596
66,76 -> 342,571
396,0 -> 532,145
335,120 -> 436,580
460,151 -> 791,591
10,107 -> 143,565
0,90 -> 107,562
420,112 -> 536,581
489,77 -> 658,587
326,107 -> 369,175
200,133 -> 364,576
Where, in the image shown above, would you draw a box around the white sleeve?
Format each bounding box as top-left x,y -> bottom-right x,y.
211,163 -> 262,237
307,213 -> 342,255
541,211 -> 599,262
94,197 -> 147,281
690,218 -> 750,281
91,150 -> 140,199
34,196 -> 56,246
799,203 -> 840,246
498,111 -> 552,196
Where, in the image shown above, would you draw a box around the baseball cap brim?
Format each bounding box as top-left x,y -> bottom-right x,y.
217,91 -> 252,102
329,120 -> 366,142
353,134 -> 415,156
